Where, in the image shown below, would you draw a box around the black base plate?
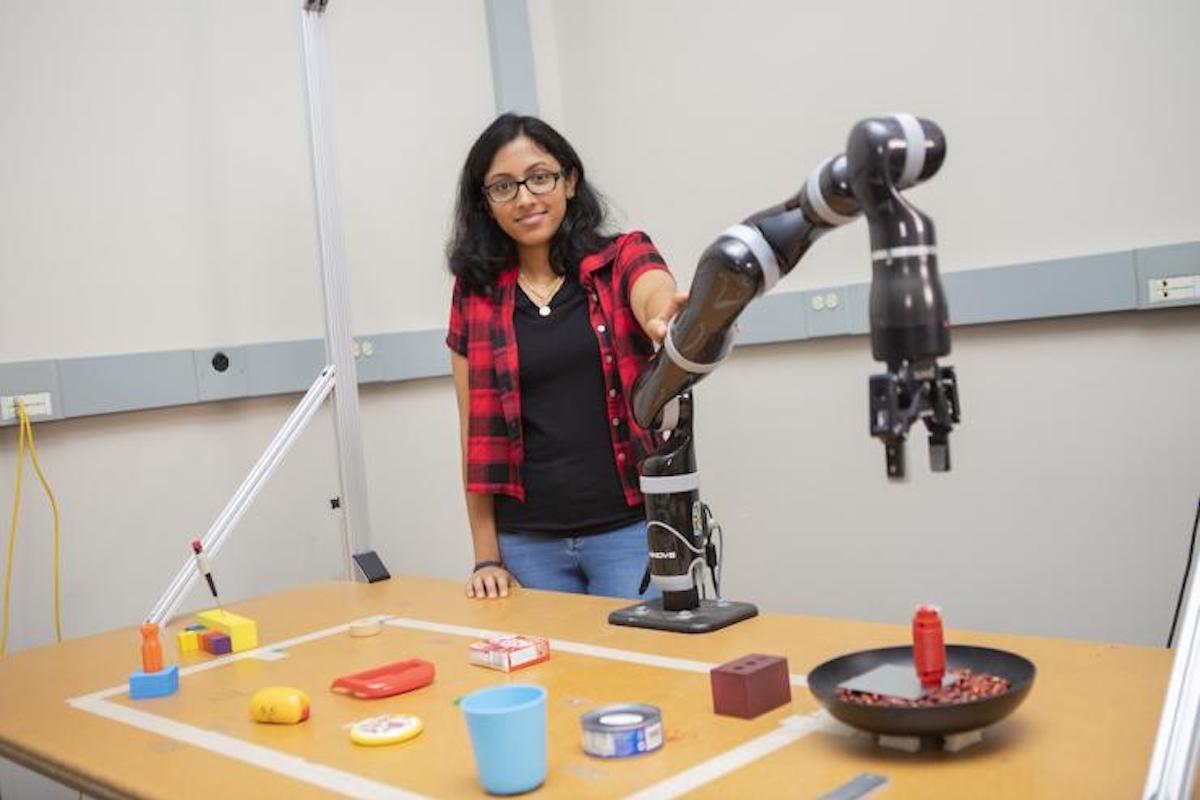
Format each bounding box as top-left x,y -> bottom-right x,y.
608,598 -> 758,634
807,645 -> 1036,737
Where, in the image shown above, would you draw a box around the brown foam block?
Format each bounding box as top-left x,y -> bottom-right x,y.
710,653 -> 792,719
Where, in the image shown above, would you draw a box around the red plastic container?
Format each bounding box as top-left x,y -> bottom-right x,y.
330,659 -> 435,699
912,605 -> 946,689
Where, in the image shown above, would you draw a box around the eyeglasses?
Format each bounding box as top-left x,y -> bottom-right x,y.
482,170 -> 562,203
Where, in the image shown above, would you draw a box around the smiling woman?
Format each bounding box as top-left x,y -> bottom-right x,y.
444,114 -> 686,602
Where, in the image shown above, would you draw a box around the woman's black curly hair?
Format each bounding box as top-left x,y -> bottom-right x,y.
447,114 -> 612,294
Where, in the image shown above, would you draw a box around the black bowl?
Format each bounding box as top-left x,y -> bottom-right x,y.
807,645 -> 1036,737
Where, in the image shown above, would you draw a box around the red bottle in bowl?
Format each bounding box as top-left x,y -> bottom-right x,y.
913,605 -> 946,690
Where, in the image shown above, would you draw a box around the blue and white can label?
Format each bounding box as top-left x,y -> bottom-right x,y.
580,704 -> 664,758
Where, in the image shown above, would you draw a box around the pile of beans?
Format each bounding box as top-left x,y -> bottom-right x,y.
836,669 -> 1010,708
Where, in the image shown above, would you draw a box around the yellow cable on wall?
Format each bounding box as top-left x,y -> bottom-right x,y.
21,404 -> 62,643
0,401 -> 63,657
0,404 -> 28,657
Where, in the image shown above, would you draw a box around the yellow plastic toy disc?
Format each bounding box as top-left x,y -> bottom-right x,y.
349,714 -> 424,746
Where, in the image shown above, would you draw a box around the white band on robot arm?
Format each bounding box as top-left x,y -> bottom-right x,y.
640,472 -> 701,495
871,244 -> 938,262
805,156 -> 857,227
720,224 -> 782,294
651,564 -> 705,593
663,325 -> 734,375
890,113 -> 926,189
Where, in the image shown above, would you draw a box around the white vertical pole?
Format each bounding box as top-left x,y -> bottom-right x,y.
1145,561 -> 1200,799
298,2 -> 374,578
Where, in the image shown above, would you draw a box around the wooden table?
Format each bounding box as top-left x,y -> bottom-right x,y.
0,576 -> 1172,798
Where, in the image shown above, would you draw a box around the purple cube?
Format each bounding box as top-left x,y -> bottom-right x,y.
200,630 -> 232,655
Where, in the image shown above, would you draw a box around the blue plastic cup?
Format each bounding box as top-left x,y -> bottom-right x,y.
460,683 -> 547,795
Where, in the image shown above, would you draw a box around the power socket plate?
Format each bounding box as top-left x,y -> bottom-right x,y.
1,392 -> 53,421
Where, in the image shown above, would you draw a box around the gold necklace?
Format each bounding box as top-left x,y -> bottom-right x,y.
518,273 -> 565,317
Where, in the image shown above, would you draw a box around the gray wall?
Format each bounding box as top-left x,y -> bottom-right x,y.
529,0 -> 1200,644
0,0 -> 1196,642
0,0 -> 489,648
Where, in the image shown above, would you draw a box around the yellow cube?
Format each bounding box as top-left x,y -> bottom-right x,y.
196,609 -> 258,653
176,629 -> 200,653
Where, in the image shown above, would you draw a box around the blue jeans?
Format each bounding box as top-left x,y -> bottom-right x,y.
498,520 -> 657,600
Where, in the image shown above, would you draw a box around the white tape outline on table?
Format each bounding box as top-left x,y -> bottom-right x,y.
67,614 -> 823,800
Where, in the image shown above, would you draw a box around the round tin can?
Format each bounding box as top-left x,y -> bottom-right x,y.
580,703 -> 664,758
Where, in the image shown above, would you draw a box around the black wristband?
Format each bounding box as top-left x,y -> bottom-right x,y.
473,559 -> 504,572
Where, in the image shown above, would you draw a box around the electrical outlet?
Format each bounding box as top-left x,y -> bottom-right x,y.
1148,276 -> 1198,303
1,392 -> 53,421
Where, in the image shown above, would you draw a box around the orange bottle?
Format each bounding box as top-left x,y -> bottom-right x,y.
912,605 -> 946,689
140,622 -> 164,673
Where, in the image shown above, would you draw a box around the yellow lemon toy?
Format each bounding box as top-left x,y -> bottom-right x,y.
250,686 -> 311,724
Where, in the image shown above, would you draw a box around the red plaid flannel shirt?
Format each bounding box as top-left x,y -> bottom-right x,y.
446,230 -> 670,503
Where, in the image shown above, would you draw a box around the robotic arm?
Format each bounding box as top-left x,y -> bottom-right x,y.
612,115 -> 961,631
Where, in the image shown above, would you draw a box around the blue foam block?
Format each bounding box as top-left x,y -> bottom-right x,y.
129,664 -> 179,699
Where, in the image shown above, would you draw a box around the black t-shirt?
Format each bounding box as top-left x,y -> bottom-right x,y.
494,276 -> 644,536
